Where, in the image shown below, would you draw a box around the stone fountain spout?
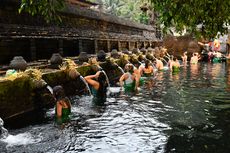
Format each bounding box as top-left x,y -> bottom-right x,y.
79,75 -> 92,96
0,117 -> 8,139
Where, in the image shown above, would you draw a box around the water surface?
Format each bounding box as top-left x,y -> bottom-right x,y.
1,62 -> 230,153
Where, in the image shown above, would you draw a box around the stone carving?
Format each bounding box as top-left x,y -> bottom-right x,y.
9,56 -> 28,71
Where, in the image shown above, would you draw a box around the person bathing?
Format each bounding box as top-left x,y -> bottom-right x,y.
119,63 -> 139,92
84,71 -> 108,105
53,85 -> 71,126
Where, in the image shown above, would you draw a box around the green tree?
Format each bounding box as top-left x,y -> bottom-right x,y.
91,0 -> 151,24
149,0 -> 230,38
19,0 -> 65,23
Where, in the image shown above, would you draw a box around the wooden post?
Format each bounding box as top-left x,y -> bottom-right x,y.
30,39 -> 36,61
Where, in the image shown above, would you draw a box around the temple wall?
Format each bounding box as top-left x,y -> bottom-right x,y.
0,1 -> 160,64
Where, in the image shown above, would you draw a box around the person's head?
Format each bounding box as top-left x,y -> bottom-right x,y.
132,60 -> 140,68
173,57 -> 177,61
145,60 -> 151,68
152,58 -> 157,65
53,85 -> 66,101
124,63 -> 134,73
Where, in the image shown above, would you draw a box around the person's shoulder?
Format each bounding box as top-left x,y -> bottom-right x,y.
58,97 -> 69,104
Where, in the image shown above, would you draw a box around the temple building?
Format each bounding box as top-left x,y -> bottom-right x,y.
0,0 -> 160,64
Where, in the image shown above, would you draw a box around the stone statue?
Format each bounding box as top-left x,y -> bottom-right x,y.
0,118 -> 8,139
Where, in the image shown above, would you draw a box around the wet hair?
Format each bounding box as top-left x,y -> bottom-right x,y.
128,64 -> 134,73
145,60 -> 150,68
132,60 -> 141,68
173,57 -> 177,61
97,71 -> 108,98
124,64 -> 134,73
53,85 -> 66,101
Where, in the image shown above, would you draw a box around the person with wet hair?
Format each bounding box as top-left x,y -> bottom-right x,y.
53,85 -> 71,125
181,51 -> 188,63
154,58 -> 164,71
170,57 -> 181,73
139,59 -> 154,77
84,71 -> 108,105
190,52 -> 200,64
119,63 -> 139,92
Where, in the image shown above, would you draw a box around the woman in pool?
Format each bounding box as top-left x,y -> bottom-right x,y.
154,58 -> 164,71
190,53 -> 200,64
53,85 -> 71,125
181,51 -> 188,63
170,57 -> 180,73
119,64 -> 139,92
84,71 -> 108,105
139,59 -> 154,77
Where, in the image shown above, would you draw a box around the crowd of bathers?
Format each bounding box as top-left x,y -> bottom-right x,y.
53,46 -> 230,127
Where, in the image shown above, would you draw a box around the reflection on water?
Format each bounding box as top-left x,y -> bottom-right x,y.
0,63 -> 230,153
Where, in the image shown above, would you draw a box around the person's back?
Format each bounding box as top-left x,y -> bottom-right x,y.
56,97 -> 71,124
53,85 -> 71,125
84,71 -> 108,105
140,60 -> 153,77
156,59 -> 164,71
119,64 -> 138,92
181,52 -> 187,63
170,57 -> 180,72
190,53 -> 199,64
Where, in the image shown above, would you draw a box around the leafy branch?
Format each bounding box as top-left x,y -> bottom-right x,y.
19,0 -> 65,23
149,0 -> 230,38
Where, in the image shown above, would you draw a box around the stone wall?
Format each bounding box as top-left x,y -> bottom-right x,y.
0,1 -> 160,64
0,60 -> 123,126
163,35 -> 201,59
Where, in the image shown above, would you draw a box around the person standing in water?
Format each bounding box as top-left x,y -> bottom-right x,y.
53,85 -> 71,126
170,57 -> 181,73
181,51 -> 188,63
155,58 -> 164,71
84,71 -> 108,105
139,59 -> 154,77
119,64 -> 139,92
190,53 -> 200,64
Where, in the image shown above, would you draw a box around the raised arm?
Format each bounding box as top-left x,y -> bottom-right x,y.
84,72 -> 99,89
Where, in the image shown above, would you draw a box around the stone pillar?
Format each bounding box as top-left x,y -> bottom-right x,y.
137,42 -> 142,49
144,41 -> 148,48
78,39 -> 83,53
128,42 -> 131,51
30,39 -> 36,61
135,42 -> 138,48
107,40 -> 111,52
118,41 -> 121,51
58,39 -> 64,55
94,39 -> 98,53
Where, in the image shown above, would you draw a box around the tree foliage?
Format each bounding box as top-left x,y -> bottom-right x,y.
149,0 -> 230,38
19,0 -> 65,23
91,0 -> 151,24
